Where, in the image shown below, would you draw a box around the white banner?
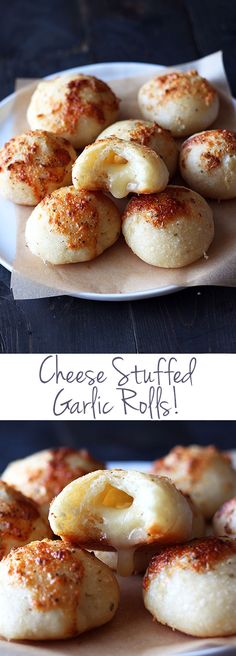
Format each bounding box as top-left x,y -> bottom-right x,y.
0,353 -> 234,420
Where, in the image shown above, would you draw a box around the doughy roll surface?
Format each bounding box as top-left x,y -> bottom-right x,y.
72,138 -> 169,199
143,537 -> 236,637
27,74 -> 119,148
0,480 -> 51,558
25,186 -> 121,264
152,445 -> 236,519
138,70 -> 219,137
0,130 -> 77,205
0,539 -> 119,641
98,119 -> 178,178
2,447 -> 104,519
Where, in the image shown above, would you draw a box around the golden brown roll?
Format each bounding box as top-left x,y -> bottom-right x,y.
2,447 -> 104,519
152,445 -> 236,519
0,480 -> 51,558
27,74 -> 119,148
0,539 -> 119,640
122,185 -> 214,268
143,537 -> 236,637
213,497 -> 236,538
97,119 -> 178,178
0,130 -> 77,205
49,469 -> 193,575
25,186 -> 121,264
72,137 -> 169,198
138,69 -> 219,137
180,129 -> 236,199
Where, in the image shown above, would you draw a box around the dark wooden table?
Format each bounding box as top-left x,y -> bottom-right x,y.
1,0 -> 236,353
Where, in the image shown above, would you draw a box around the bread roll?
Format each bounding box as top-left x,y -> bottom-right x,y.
72,137 -> 169,199
180,129 -> 236,199
213,497 -> 236,537
98,120 -> 178,177
25,186 -> 121,264
143,537 -> 236,637
2,447 -> 104,519
0,481 -> 51,558
152,445 -> 236,519
0,540 -> 119,640
122,185 -> 214,268
27,74 -> 119,148
138,69 -> 219,137
49,469 -> 193,575
0,130 -> 76,205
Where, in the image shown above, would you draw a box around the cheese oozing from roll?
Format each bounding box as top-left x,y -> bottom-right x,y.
0,480 -> 51,558
0,130 -> 77,205
25,186 -> 121,264
2,447 -> 104,520
49,469 -> 193,576
138,69 -> 219,137
143,537 -> 236,637
97,119 -> 178,178
27,74 -> 119,148
152,445 -> 236,519
72,138 -> 169,199
0,540 -> 119,640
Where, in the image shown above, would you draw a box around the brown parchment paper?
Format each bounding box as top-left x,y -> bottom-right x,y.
10,51 -> 236,299
0,576 -> 236,656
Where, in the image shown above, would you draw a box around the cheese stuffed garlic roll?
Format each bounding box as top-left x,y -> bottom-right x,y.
98,119 -> 178,178
143,537 -> 236,637
72,138 -> 169,199
25,187 -> 121,265
0,540 -> 119,641
0,481 -> 51,559
138,70 -> 219,138
27,73 -> 119,148
49,469 -> 193,576
152,445 -> 236,519
94,494 -> 206,574
0,130 -> 77,205
2,447 -> 104,520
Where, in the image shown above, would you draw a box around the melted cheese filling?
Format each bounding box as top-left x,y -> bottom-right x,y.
95,484 -> 133,510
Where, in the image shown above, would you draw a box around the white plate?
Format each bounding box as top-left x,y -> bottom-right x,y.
0,61 -> 180,301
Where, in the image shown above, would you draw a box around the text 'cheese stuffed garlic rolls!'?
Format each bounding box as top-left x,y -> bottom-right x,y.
49,469 -> 193,576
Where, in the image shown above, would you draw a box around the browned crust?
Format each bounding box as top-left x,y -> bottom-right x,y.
146,70 -> 217,106
143,537 -> 236,589
152,445 -> 227,481
128,121 -> 171,145
181,129 -> 236,172
6,539 -> 84,617
123,187 -> 199,228
42,188 -> 99,252
24,447 -> 104,505
41,76 -> 119,136
0,131 -> 75,202
0,481 -> 40,549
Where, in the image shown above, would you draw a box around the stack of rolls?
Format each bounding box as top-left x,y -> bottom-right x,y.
0,444 -> 235,641
2,64 -> 234,270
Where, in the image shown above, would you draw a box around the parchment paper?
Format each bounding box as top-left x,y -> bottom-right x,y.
0,576 -> 235,656
10,51 -> 236,299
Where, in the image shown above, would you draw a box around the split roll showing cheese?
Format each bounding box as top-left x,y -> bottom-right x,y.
72,138 -> 169,199
49,469 -> 193,576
